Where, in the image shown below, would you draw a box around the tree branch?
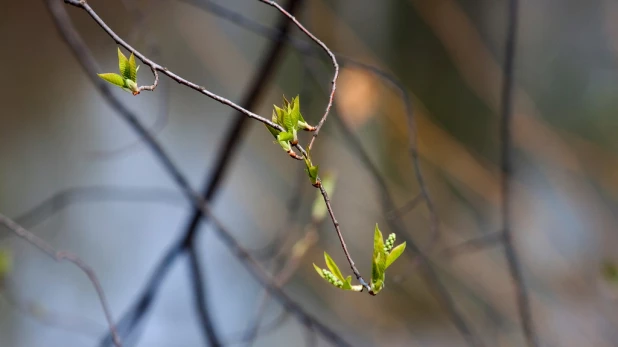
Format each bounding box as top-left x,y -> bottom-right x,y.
302,54 -> 485,347
242,167 -> 309,345
62,0 -> 284,131
0,214 -> 121,347
88,0 -> 171,160
498,1 -> 539,346
12,186 -> 184,231
186,243 -> 221,346
179,0 -> 441,254
256,0 -> 338,151
244,226 -> 318,346
338,59 -> 440,251
46,1 -> 351,346
318,184 -> 371,292
177,2 -> 481,343
174,1 -> 305,345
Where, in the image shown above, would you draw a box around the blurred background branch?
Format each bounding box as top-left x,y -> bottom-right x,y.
1,0 -> 616,346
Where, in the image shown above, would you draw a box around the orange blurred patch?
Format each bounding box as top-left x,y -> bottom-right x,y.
336,67 -> 382,129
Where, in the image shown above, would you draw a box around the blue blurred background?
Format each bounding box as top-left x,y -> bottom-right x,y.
1,0 -> 618,346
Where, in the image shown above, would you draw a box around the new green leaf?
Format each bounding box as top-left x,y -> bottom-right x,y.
274,105 -> 285,126
371,224 -> 387,294
277,132 -> 294,143
313,263 -> 326,279
292,96 -> 306,123
128,52 -> 138,82
99,48 -> 141,94
283,108 -> 295,133
97,73 -> 125,87
125,80 -> 138,94
324,252 -> 345,282
118,48 -> 131,81
265,124 -> 280,138
314,256 -> 361,291
385,242 -> 406,269
289,96 -> 300,130
306,165 -> 319,186
266,95 -> 316,153
342,275 -> 353,290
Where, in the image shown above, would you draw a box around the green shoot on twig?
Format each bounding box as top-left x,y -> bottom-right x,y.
98,48 -> 141,95
313,224 -> 406,295
262,96 -> 407,295
265,96 -> 316,159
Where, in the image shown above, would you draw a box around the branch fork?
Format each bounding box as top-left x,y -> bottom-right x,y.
67,0 -> 395,302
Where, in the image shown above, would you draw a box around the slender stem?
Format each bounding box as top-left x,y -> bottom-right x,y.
338,58 -> 441,252
11,186 -> 183,230
89,0 -> 169,159
302,57 -> 485,347
257,0 -> 339,151
0,214 -> 121,347
187,244 -> 221,346
498,0 -> 539,346
243,168 -> 308,345
47,1 -> 351,346
173,1 -> 439,252
174,0 -> 304,345
318,184 -> 371,293
63,0 -> 283,132
298,140 -> 370,293
245,227 -> 318,346
136,67 -> 159,94
181,1 -> 484,345
182,0 -> 443,263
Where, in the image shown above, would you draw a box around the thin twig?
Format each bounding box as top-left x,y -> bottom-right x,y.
88,71 -> 170,160
242,167 -> 309,345
168,3 -> 486,345
338,59 -> 440,251
13,186 -> 184,231
304,322 -> 317,347
46,2 -> 351,346
63,0 -> 283,132
318,184 -> 371,293
100,0 -> 304,341
187,244 -> 222,346
498,0 -> 539,346
135,67 -> 159,94
302,55 -> 485,347
244,226 -> 317,345
257,0 -> 339,151
0,214 -> 121,347
89,0 -> 170,160
245,228 -> 318,347
181,0 -> 440,254
197,1 -> 479,340
166,0 -> 304,345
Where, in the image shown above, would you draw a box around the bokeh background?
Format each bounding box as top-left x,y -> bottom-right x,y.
1,0 -> 618,346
